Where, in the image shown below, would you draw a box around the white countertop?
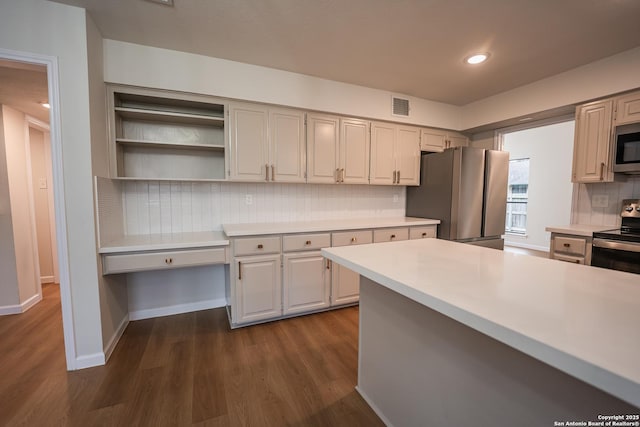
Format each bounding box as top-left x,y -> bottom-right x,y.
322,239 -> 640,408
223,217 -> 440,237
99,231 -> 229,254
545,224 -> 616,237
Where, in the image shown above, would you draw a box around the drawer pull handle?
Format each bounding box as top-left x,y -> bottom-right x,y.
563,243 -> 570,247
257,244 -> 264,249
238,261 -> 242,280
351,237 -> 357,243
336,168 -> 340,183
574,260 -> 580,264
266,163 -> 269,181
397,170 -> 400,183
165,258 -> 173,264
422,232 -> 427,237
305,240 -> 312,245
390,234 -> 396,240
326,259 -> 331,270
271,164 -> 275,181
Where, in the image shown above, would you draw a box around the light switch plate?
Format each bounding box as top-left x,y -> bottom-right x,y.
245,194 -> 253,205
592,194 -> 609,208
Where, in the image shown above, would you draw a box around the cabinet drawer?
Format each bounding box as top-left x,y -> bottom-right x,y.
283,233 -> 331,252
554,237 -> 586,256
373,227 -> 409,243
409,225 -> 437,239
332,230 -> 373,247
103,247 -> 227,275
234,236 -> 281,256
553,253 -> 585,265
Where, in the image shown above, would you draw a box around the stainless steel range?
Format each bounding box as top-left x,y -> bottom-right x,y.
592,199 -> 640,274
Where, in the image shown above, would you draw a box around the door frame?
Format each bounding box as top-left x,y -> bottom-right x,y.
0,48 -> 76,370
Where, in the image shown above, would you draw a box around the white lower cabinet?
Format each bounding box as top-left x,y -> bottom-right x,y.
330,229 -> 373,306
283,251 -> 330,315
234,253 -> 282,324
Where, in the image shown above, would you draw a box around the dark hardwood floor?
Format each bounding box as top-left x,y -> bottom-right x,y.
0,284 -> 382,426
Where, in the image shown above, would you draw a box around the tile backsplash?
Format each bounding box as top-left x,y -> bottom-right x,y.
122,181 -> 406,235
571,176 -> 640,226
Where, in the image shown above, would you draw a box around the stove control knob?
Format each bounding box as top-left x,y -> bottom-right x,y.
636,206 -> 640,212
625,207 -> 634,212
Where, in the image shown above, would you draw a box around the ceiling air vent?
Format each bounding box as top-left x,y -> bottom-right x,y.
392,96 -> 410,117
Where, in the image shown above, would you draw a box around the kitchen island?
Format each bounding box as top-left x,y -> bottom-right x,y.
322,239 -> 639,426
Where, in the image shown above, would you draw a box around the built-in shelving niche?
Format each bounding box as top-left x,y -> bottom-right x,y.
109,87 -> 227,180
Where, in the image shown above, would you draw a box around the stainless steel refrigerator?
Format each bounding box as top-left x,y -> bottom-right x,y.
406,147 -> 509,249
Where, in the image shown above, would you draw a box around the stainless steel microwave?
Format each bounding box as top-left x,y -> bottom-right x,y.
613,123 -> 640,174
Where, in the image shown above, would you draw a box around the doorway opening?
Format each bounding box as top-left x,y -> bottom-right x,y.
498,118 -> 575,252
0,50 -> 75,370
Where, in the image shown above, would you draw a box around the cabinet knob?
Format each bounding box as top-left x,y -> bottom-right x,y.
326,259 -> 331,270
351,237 -> 357,243
257,244 -> 264,249
563,243 -> 570,248
422,232 -> 427,237
305,240 -> 311,245
390,234 -> 396,240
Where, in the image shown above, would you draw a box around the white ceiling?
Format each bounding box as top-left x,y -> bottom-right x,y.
0,60 -> 49,123
49,0 -> 640,106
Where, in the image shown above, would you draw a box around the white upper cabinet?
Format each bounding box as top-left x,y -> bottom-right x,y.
229,102 -> 305,182
420,128 -> 468,152
572,99 -> 615,183
307,114 -> 340,184
229,103 -> 269,181
269,108 -> 306,182
340,118 -> 370,184
615,90 -> 640,126
370,122 -> 420,186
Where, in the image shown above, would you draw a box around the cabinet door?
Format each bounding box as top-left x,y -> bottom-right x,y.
447,132 -> 469,148
572,100 -> 614,183
396,125 -> 421,186
420,128 -> 447,152
340,118 -> 370,184
229,103 -> 269,181
331,262 -> 360,306
307,114 -> 340,183
370,121 -> 396,185
283,252 -> 330,315
270,108 -> 306,183
615,91 -> 640,126
234,254 -> 282,324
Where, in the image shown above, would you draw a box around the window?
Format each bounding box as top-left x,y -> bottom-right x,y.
505,158 -> 529,235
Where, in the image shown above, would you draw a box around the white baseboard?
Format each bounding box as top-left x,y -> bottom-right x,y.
41,275 -> 55,284
355,386 -> 394,427
504,241 -> 549,252
104,314 -> 129,363
21,293 -> 42,312
75,352 -> 106,370
128,297 -> 226,321
0,293 -> 42,316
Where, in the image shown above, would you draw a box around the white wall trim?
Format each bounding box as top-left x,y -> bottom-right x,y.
0,292 -> 43,315
128,297 -> 226,321
104,314 -> 129,363
0,48 -> 77,370
41,275 -> 55,284
75,352 -> 106,370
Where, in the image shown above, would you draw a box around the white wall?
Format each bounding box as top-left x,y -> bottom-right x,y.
3,105 -> 40,305
461,47 -> 640,130
103,40 -> 462,130
502,121 -> 575,251
0,0 -> 104,365
0,106 -> 20,309
28,126 -> 55,282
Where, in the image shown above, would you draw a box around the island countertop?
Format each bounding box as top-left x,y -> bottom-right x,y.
321,238 -> 640,408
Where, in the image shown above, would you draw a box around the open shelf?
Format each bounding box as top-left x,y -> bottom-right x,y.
109,86 -> 228,181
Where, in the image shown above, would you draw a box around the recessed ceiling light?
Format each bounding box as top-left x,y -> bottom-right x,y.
40,102 -> 50,109
465,53 -> 490,65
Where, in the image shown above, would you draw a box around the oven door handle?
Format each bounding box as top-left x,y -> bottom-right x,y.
593,238 -> 640,253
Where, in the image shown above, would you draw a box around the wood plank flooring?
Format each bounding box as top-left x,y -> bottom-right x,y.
0,284 -> 382,426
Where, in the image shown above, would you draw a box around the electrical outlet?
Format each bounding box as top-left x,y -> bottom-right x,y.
393,194 -> 399,203
592,194 -> 609,208
245,194 -> 253,205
